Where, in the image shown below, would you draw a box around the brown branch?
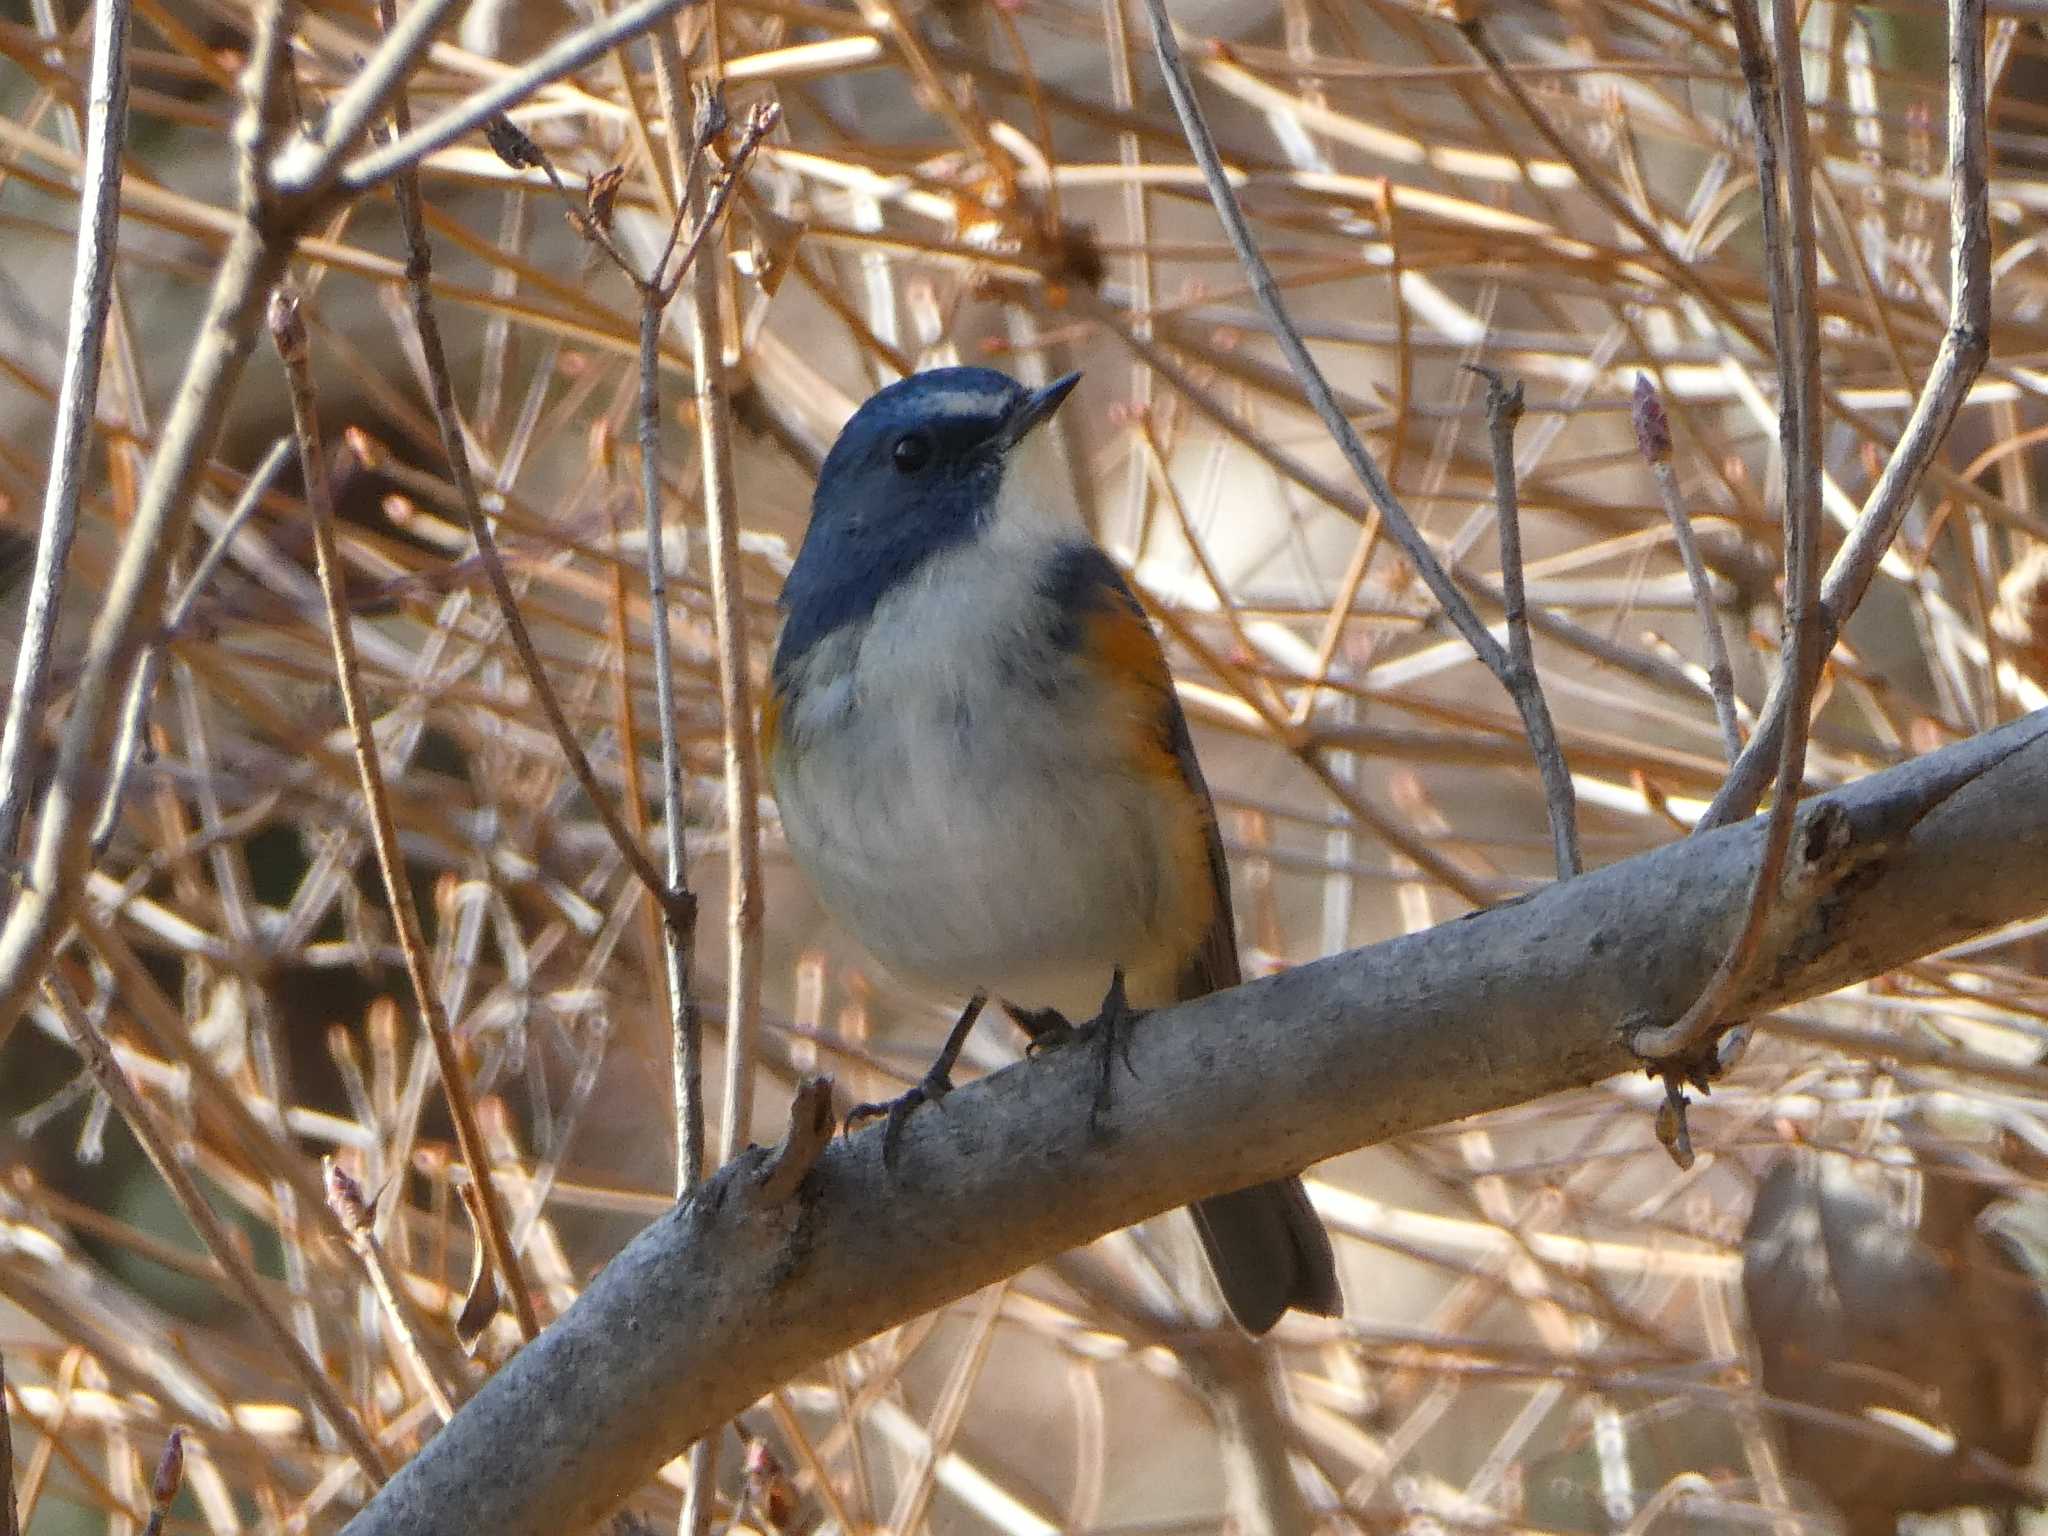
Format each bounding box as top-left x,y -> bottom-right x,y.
642,48 -> 719,1536
1470,365 -> 1580,880
0,0 -> 301,1055
43,974 -> 391,1483
373,0 -> 680,923
1633,376 -> 1742,765
754,1077 -> 835,1204
327,1160 -> 466,1423
684,112 -> 771,1167
1697,0 -> 1991,829
0,1349 -> 16,1536
140,1428 -> 182,1536
1633,0 -> 1835,1074
1135,0 -> 1529,726
268,286 -> 541,1342
90,435 -> 295,855
0,0 -> 133,863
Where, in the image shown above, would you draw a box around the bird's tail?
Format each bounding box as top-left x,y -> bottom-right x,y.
1190,1175 -> 1343,1336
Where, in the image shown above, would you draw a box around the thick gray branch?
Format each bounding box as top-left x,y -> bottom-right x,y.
340,710 -> 2048,1536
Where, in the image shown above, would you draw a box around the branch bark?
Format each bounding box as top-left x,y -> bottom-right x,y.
339,708 -> 2048,1536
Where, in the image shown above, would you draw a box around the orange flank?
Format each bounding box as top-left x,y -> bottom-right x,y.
1078,598 -> 1216,970
1080,597 -> 1183,783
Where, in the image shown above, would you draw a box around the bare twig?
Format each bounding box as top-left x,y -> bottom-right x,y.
637,59 -> 725,1536
269,286 -> 541,1342
1698,0 -> 1991,829
264,0 -> 471,197
140,1428 -> 182,1536
640,244 -> 705,1197
1470,365 -> 1580,880
1634,0 -> 1832,1070
685,113 -> 770,1167
0,1349 -> 17,1536
614,81 -> 778,1203
0,0 -> 132,862
327,1161 -> 465,1423
1135,0 -> 1517,705
755,1077 -> 835,1204
43,973 -> 392,1483
0,6 -> 299,1055
90,435 -> 294,855
1633,376 -> 1742,765
310,0 -> 711,196
374,0 -> 682,920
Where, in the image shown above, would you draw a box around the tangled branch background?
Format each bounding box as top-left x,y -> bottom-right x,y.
0,0 -> 2045,1531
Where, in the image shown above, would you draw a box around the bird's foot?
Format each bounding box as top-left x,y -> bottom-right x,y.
845,1066 -> 953,1171
845,994 -> 988,1171
1014,974 -> 1143,1138
1079,970 -> 1143,1136
1014,1004 -> 1081,1055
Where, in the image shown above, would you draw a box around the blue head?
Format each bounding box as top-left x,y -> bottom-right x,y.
774,366 -> 1080,680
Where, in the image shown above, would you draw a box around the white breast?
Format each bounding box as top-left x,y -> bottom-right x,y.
771,537 -> 1193,1017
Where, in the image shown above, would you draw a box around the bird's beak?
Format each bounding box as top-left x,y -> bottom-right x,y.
997,371 -> 1081,449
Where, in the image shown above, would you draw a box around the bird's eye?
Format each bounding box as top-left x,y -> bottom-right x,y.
891,432 -> 934,474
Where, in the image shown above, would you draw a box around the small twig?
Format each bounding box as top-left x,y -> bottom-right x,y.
640,54 -> 708,1200
640,283 -> 704,1198
1075,288 -> 1705,710
0,5 -> 299,1056
1469,364 -> 1580,881
269,287 -> 541,1342
1633,0 -> 1827,1074
0,0 -> 132,863
1697,0 -> 1990,829
655,104 -> 779,306
1136,0 -> 1567,810
91,435 -> 294,856
755,1077 -> 835,1204
647,88 -> 723,290
640,48 -> 723,1536
1633,376 -> 1742,765
685,107 -> 775,1167
139,1427 -> 182,1536
327,1160 -> 465,1423
306,0 -> 711,197
263,0 -> 471,197
42,973 -> 391,1483
0,1349 -> 17,1536
481,115 -> 642,285
375,0 -> 682,924
480,106 -> 780,1158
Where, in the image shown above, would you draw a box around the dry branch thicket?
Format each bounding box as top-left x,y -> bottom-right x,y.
0,0 -> 2045,1532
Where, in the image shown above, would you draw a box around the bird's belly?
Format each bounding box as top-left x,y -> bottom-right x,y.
773,705 -> 1184,1015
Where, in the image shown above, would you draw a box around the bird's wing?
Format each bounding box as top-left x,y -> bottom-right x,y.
1041,542 -> 1241,999
1162,672 -> 1244,997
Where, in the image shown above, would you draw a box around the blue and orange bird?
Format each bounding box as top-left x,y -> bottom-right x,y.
763,366 -> 1341,1334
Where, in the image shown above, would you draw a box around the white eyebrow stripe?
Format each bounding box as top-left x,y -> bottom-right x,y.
910,386 -> 1011,420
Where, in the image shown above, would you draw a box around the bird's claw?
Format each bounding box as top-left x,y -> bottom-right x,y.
1023,1019 -> 1080,1056
845,1068 -> 954,1170
1080,972 -> 1143,1137
1011,978 -> 1143,1137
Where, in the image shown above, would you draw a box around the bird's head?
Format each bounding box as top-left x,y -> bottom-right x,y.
774,366 -> 1080,673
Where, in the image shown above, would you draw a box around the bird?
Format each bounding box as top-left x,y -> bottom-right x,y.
762,364 -> 1342,1335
